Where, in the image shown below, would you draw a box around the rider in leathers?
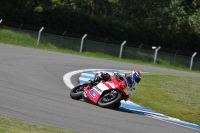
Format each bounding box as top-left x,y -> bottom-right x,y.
88,70 -> 141,100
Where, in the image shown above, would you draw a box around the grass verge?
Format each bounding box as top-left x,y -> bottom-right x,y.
133,73 -> 200,125
0,115 -> 75,133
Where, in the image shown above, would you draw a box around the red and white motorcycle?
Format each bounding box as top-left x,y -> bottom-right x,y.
70,73 -> 131,108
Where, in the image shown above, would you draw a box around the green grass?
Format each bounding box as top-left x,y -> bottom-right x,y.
0,28 -> 200,131
133,73 -> 200,125
0,115 -> 75,133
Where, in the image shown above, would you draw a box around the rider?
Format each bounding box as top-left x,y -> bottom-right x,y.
88,70 -> 142,100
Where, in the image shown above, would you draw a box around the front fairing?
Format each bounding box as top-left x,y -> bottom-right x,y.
83,77 -> 131,104
83,82 -> 111,104
83,78 -> 124,104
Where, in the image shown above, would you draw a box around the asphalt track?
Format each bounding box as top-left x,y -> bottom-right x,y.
0,43 -> 200,133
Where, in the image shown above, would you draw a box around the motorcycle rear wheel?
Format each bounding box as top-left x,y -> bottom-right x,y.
70,85 -> 84,100
98,91 -> 122,108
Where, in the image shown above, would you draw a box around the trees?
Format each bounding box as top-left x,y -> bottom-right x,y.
0,0 -> 200,53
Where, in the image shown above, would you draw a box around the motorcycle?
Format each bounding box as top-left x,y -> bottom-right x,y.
70,73 -> 131,108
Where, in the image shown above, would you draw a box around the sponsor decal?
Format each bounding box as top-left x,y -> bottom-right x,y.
94,86 -> 102,93
90,89 -> 97,98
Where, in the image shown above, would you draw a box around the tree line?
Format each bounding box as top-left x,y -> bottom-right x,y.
0,0 -> 200,56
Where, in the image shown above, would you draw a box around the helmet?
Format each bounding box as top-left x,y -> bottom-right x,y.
130,70 -> 141,85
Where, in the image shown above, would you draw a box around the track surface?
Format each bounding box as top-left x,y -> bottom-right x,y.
0,43 -> 199,133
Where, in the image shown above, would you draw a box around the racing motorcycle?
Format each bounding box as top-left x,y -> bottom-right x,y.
70,73 -> 131,108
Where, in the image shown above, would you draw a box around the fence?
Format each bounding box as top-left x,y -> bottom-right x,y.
0,25 -> 199,70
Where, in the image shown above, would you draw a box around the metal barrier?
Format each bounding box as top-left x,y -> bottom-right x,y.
0,25 -> 199,70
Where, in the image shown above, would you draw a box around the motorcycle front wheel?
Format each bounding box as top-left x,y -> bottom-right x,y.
98,90 -> 122,108
70,85 -> 84,100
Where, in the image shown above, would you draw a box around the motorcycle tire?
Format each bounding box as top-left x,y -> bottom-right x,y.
113,102 -> 121,108
70,85 -> 84,100
98,91 -> 122,108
